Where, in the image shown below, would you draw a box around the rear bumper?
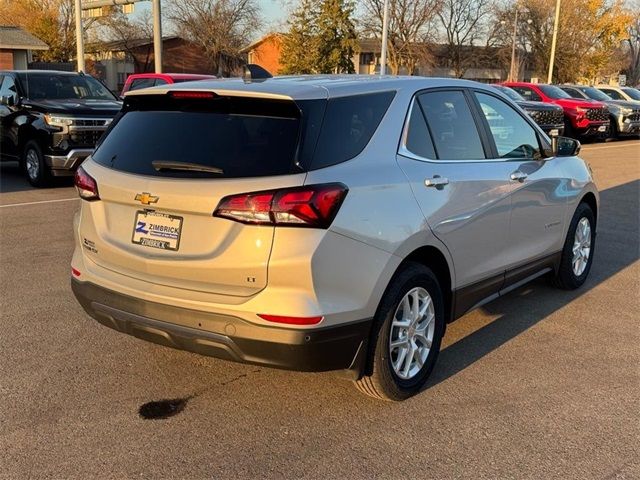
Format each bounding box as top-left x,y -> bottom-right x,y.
71,279 -> 371,375
45,149 -> 93,175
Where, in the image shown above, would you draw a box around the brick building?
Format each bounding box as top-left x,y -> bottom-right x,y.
240,33 -> 285,75
88,37 -> 228,92
0,26 -> 48,70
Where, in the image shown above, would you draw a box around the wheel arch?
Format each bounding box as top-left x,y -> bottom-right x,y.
399,245 -> 453,323
579,191 -> 598,226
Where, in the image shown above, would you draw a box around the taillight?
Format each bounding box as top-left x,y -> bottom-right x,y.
74,166 -> 99,201
214,183 -> 347,228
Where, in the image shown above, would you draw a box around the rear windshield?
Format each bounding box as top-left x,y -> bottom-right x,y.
92,90 -> 395,178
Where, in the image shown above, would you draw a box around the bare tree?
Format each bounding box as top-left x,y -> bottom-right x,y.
168,0 -> 262,76
624,12 -> 640,86
98,10 -> 154,72
359,0 -> 442,75
437,0 -> 492,78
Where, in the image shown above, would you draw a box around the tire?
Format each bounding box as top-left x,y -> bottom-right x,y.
354,262 -> 445,401
608,117 -> 618,140
551,203 -> 596,290
22,140 -> 51,187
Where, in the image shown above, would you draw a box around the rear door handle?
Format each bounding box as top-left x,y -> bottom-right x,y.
510,171 -> 528,182
424,176 -> 449,188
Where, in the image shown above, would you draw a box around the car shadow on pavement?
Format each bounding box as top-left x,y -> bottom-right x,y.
0,162 -> 74,193
426,179 -> 640,389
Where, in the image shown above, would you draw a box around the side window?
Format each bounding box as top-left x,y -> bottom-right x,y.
513,86 -> 542,102
404,100 -> 436,159
311,91 -> 396,169
0,75 -> 18,102
475,92 -> 541,159
129,78 -> 155,91
154,78 -> 168,86
562,88 -> 582,99
417,90 -> 485,161
601,88 -> 622,100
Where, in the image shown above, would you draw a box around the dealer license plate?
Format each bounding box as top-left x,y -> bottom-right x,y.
132,211 -> 183,251
597,125 -> 607,132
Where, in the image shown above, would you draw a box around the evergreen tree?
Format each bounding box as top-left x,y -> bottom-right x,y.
280,0 -> 357,75
316,0 -> 357,74
280,0 -> 321,74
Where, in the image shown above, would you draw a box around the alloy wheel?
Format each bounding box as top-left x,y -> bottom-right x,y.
389,287 -> 435,380
572,217 -> 591,276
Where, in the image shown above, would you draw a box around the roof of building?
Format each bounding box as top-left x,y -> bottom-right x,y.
125,74 -> 486,101
239,33 -> 285,54
0,26 -> 48,50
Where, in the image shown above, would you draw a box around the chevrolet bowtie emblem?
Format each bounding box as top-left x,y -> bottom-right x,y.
135,192 -> 159,205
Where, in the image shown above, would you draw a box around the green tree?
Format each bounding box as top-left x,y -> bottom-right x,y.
315,0 -> 357,73
280,0 -> 320,74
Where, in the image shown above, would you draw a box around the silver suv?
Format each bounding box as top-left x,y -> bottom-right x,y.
71,76 -> 598,400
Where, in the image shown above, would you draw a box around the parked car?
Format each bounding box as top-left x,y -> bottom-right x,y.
492,84 -> 565,136
0,70 -> 121,186
71,76 -> 598,401
504,82 -> 609,139
560,85 -> 640,138
596,85 -> 640,104
120,73 -> 217,97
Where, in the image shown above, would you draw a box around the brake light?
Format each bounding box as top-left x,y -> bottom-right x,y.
74,166 -> 99,201
258,314 -> 324,325
169,91 -> 216,99
214,183 -> 348,228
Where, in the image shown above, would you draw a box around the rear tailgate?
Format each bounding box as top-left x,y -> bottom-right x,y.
78,90 -> 319,297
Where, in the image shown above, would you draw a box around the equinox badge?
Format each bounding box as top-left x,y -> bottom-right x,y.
135,192 -> 159,205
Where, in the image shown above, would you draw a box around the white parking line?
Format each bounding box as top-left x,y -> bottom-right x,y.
0,197 -> 78,208
582,142 -> 640,151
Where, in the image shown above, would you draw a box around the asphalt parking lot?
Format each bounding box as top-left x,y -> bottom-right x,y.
1,140 -> 638,479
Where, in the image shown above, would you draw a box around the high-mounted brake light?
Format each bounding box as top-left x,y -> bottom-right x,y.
169,91 -> 216,99
213,183 -> 348,228
74,166 -> 99,201
258,314 -> 323,325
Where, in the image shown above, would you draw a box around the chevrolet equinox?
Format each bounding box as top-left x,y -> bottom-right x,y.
71,76 -> 598,400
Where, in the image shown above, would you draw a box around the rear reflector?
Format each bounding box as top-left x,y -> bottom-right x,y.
169,91 -> 216,99
71,267 -> 81,277
74,166 -> 99,201
214,183 -> 348,228
258,314 -> 323,325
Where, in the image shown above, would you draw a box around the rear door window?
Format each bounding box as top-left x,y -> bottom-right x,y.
93,95 -> 305,178
417,90 -> 486,161
404,100 -> 436,159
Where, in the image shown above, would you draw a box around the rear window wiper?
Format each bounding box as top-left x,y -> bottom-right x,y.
152,160 -> 224,175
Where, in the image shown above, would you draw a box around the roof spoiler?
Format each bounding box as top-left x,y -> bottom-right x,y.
243,64 -> 272,83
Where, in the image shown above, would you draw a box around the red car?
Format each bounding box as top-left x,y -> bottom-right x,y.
503,82 -> 610,138
120,73 -> 216,97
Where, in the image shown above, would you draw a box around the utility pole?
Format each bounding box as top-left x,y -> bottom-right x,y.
75,0 -> 85,71
508,9 -> 518,82
380,0 -> 389,75
152,0 -> 162,73
547,0 -> 561,83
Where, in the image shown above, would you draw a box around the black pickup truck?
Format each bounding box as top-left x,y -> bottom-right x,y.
0,70 -> 121,186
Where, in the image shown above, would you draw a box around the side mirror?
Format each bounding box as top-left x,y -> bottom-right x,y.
553,136 -> 581,157
0,95 -> 15,107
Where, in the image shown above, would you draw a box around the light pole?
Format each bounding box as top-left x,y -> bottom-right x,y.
502,10 -> 531,82
152,0 -> 162,73
547,0 -> 561,83
380,0 -> 389,75
75,0 -> 85,71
